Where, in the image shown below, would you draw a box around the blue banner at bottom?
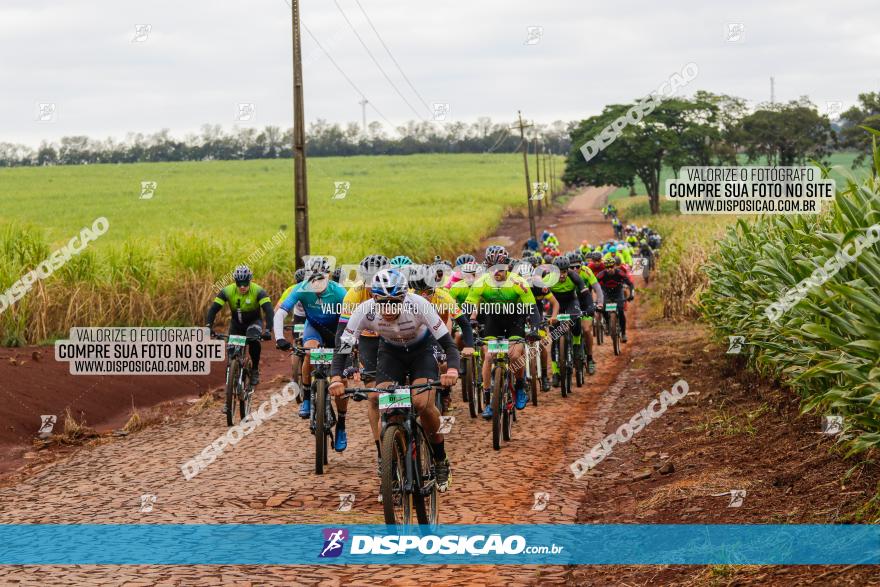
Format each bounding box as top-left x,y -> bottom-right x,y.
0,524 -> 878,565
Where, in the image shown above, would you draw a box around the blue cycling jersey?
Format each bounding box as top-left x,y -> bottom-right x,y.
279,281 -> 346,327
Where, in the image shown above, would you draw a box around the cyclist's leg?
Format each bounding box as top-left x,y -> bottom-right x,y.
374,340 -> 408,467
358,334 -> 382,442
618,289 -> 628,337
299,322 -> 322,417
244,322 -> 263,373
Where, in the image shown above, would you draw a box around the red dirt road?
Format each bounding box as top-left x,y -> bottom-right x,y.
0,187 -> 638,585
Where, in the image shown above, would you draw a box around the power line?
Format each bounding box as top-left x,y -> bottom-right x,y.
332,0 -> 427,121
485,128 -> 511,153
300,22 -> 396,129
352,0 -> 432,113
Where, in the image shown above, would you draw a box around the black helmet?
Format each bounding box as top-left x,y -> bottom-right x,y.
331,268 -> 342,283
527,255 -> 540,267
589,251 -> 603,262
552,256 -> 570,272
293,267 -> 306,283
232,265 -> 252,285
485,245 -> 509,266
567,251 -> 583,265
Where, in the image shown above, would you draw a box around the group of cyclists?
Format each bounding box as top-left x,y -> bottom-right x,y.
205,214 -> 662,496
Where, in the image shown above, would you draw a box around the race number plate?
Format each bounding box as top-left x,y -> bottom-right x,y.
379,389 -> 412,412
293,324 -> 305,334
227,335 -> 247,347
557,314 -> 572,322
487,339 -> 510,353
606,303 -> 618,312
309,348 -> 334,364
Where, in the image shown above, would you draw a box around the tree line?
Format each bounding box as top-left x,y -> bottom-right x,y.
563,91 -> 880,214
0,119 -> 572,167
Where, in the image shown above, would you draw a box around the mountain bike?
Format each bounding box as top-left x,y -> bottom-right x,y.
288,340 -> 338,475
553,315 -> 574,398
573,321 -> 586,388
214,333 -> 255,427
593,308 -> 605,346
486,338 -> 523,450
605,302 -> 622,356
344,382 -> 444,527
524,331 -> 543,407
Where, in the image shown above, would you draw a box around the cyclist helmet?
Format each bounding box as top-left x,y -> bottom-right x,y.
460,261 -> 480,275
612,256 -> 623,267
331,268 -> 342,283
408,264 -> 434,292
514,262 -> 532,277
485,245 -> 509,266
552,256 -> 570,272
608,245 -> 618,253
371,268 -> 408,299
360,254 -> 389,273
304,256 -> 330,276
507,257 -> 519,269
589,251 -> 603,262
390,255 -> 413,268
568,251 -> 583,266
527,255 -> 541,267
293,267 -> 306,283
521,250 -> 533,258
454,254 -> 475,267
232,265 -> 252,285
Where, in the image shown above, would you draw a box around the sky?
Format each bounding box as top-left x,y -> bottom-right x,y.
1,0 -> 877,146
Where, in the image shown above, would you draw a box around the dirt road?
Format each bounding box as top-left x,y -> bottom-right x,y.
0,187 -> 634,585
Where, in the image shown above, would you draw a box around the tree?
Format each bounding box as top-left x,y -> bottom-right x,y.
838,91 -> 880,169
738,99 -> 835,166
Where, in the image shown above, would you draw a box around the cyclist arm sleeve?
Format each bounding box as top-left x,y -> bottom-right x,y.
437,332 -> 460,372
592,282 -> 604,307
272,308 -> 288,341
571,272 -> 590,307
205,289 -> 228,327
454,314 -> 474,347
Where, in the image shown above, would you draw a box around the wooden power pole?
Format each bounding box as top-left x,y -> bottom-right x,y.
292,0 -> 309,268
513,111 -> 536,241
533,134 -> 542,217
543,144 -> 549,207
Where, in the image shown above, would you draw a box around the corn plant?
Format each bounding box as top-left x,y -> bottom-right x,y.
700,138 -> 880,455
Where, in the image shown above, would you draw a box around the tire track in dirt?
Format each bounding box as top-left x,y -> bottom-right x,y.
0,186 -> 645,586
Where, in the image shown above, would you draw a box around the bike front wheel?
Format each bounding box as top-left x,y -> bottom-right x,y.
225,359 -> 240,427
314,380 -> 329,474
381,424 -> 413,526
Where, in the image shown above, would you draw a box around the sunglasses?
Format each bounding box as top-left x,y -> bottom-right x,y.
235,281 -> 250,288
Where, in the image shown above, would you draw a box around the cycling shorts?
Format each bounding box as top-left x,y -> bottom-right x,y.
483,313 -> 526,339
358,334 -> 380,381
303,321 -> 336,347
376,337 -> 439,385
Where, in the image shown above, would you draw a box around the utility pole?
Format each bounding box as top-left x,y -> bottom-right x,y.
512,111 -> 536,241
291,0 -> 309,268
533,134 -> 542,217
359,98 -> 369,136
543,143 -> 549,207
770,76 -> 775,105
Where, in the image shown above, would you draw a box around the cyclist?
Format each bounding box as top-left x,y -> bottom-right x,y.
595,256 -> 636,344
546,256 -> 601,386
277,267 -> 308,400
445,253 -> 476,288
465,245 -> 540,417
206,265 -> 273,389
567,251 -> 603,374
273,257 -> 350,450
328,268 -> 460,491
515,261 -> 557,391
410,264 -> 475,413
611,217 -> 623,240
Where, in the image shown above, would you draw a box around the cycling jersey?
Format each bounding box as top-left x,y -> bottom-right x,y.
208,283 -> 273,329
578,265 -> 599,287
447,279 -> 472,304
339,282 -> 378,337
340,293 -> 449,349
596,267 -> 635,293
428,287 -> 463,323
277,280 -> 346,327
464,272 -> 537,307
